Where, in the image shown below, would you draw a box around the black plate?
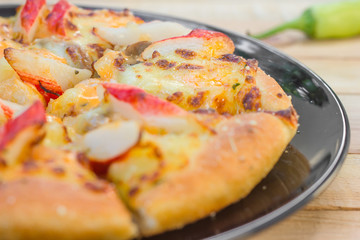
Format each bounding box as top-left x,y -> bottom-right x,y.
0,5 -> 350,240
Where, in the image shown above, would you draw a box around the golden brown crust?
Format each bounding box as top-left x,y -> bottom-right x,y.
133,112 -> 297,236
256,69 -> 293,112
255,68 -> 298,127
0,177 -> 137,240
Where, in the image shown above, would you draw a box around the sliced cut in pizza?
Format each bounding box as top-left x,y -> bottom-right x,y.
0,101 -> 138,240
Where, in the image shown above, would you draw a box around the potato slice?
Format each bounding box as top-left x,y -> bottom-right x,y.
94,21 -> 191,46
4,47 -> 92,97
141,28 -> 235,59
0,57 -> 44,105
82,120 -> 141,162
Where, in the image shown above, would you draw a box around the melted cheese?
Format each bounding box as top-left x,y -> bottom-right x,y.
108,131 -> 209,206
95,50 -> 254,114
47,79 -> 104,118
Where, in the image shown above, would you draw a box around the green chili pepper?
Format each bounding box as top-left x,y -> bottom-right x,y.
251,0 -> 360,39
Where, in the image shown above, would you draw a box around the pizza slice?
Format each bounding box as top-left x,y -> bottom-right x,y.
0,101 -> 138,240
101,83 -> 297,236
47,79 -> 297,236
94,29 -> 296,118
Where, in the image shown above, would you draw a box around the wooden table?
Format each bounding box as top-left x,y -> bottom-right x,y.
3,0 -> 360,239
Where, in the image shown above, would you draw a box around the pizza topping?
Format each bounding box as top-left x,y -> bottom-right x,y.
128,186 -> 140,197
0,158 -> 6,167
175,49 -> 196,59
0,101 -> 14,120
124,41 -> 152,59
155,59 -> 176,70
114,55 -> 126,71
175,63 -> 203,70
187,91 -> 207,108
166,91 -> 184,103
46,0 -> 73,36
82,120 -> 141,162
142,29 -> 235,60
14,0 -> 47,42
22,160 -> 39,172
241,86 -> 262,111
218,54 -> 241,63
51,166 -> 66,175
38,81 -> 61,97
103,83 -> 186,117
0,101 -> 45,151
245,75 -> 255,83
4,47 -> 92,99
65,19 -> 77,31
76,152 -> 90,167
213,95 -> 228,113
232,83 -> 241,90
41,117 -> 70,147
243,59 -> 258,74
94,21 -> 191,46
84,180 -> 108,192
20,0 -> 46,31
47,79 -> 104,119
65,45 -> 93,71
152,50 -> 160,59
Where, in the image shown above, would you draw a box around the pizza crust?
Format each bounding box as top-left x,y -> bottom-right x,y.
256,69 -> 293,112
133,112 -> 297,236
0,177 -> 138,240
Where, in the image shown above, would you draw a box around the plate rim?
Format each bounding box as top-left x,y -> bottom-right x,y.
0,3 -> 351,239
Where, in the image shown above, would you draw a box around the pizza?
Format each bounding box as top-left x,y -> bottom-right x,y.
0,0 -> 299,239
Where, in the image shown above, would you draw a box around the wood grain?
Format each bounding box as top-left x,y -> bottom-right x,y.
306,154 -> 360,210
338,95 -> 360,154
249,210 -> 360,240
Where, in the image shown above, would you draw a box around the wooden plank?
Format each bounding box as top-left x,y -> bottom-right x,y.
306,154 -> 360,210
277,37 -> 360,59
249,210 -> 360,240
338,95 -> 360,154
